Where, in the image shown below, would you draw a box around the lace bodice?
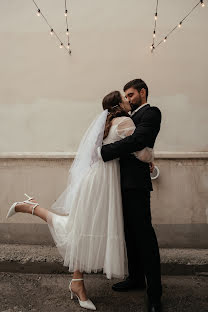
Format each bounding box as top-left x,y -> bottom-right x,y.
103,116 -> 154,163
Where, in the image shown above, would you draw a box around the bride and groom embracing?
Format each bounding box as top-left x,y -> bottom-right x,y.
7,79 -> 163,312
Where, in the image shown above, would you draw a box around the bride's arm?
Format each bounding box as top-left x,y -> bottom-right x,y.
116,117 -> 154,163
115,117 -> 135,138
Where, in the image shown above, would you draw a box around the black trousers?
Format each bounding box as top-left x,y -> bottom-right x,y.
121,188 -> 162,303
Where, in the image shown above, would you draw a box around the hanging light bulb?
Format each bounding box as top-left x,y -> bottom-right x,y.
37,9 -> 41,16
178,21 -> 182,28
59,43 -> 63,48
50,29 -> 54,36
155,13 -> 157,20
200,0 -> 205,7
66,29 -> 69,36
153,30 -> 156,38
163,36 -> 167,42
64,10 -> 68,16
67,43 -> 70,49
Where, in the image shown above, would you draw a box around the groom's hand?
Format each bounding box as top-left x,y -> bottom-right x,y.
149,162 -> 154,173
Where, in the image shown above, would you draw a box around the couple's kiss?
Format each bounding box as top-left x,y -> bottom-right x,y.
7,78 -> 163,312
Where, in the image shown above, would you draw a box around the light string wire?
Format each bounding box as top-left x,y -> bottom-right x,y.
32,0 -> 71,55
64,0 -> 71,54
151,0 -> 159,52
151,0 -> 206,52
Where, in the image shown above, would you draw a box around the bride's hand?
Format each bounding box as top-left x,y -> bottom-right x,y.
133,147 -> 154,163
149,162 -> 154,173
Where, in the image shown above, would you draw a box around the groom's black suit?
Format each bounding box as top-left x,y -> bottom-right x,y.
101,104 -> 162,303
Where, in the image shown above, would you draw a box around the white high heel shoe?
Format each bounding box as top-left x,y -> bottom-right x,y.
6,193 -> 39,219
69,278 -> 96,310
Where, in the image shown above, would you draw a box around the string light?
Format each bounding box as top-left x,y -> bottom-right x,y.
178,21 -> 182,28
152,0 -> 205,52
65,0 -> 71,54
200,0 -> 205,7
151,0 -> 159,53
32,0 -> 71,55
150,44 -> 155,51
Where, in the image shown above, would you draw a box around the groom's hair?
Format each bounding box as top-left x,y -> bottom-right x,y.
123,79 -> 148,99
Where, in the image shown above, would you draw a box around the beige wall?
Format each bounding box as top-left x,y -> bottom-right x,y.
0,0 -> 208,153
0,2 -> 208,247
0,153 -> 208,248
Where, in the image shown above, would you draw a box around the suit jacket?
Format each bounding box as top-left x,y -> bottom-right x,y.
101,104 -> 162,191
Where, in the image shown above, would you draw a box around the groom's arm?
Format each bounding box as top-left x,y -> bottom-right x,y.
101,107 -> 161,162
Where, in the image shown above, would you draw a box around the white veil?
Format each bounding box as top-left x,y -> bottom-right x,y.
50,109 -> 108,215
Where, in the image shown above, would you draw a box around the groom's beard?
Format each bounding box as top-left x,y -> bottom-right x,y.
130,103 -> 137,112
130,97 -> 142,113
130,102 -> 140,112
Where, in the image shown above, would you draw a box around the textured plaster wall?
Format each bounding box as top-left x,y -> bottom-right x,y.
0,0 -> 207,153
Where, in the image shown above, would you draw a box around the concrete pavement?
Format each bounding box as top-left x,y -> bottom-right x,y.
0,244 -> 208,311
0,272 -> 208,312
0,244 -> 207,275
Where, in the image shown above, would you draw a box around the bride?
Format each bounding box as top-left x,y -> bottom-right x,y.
6,90 -> 154,311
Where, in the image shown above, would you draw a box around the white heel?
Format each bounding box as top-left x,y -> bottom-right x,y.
6,194 -> 39,219
6,202 -> 23,219
69,278 -> 96,310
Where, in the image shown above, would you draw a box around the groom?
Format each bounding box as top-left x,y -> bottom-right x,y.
100,79 -> 162,312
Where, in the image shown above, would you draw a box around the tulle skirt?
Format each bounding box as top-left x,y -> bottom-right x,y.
47,159 -> 128,279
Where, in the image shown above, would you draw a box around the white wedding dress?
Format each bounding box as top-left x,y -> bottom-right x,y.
47,116 -> 153,279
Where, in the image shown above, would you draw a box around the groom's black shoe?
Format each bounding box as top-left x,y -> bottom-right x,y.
112,276 -> 146,292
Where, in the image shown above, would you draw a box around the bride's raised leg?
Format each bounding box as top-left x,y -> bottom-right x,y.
15,200 -> 49,222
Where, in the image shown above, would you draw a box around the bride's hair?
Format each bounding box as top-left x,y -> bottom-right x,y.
102,91 -> 129,139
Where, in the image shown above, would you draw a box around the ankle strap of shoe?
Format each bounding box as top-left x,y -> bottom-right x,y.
31,203 -> 39,215
72,278 -> 84,281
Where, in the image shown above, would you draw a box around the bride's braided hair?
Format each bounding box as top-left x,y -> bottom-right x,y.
102,91 -> 129,139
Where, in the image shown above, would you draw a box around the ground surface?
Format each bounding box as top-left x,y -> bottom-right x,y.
1,244 -> 208,265
1,244 -> 208,276
0,273 -> 207,312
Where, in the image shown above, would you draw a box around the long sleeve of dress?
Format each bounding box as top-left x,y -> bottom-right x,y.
115,117 -> 154,163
